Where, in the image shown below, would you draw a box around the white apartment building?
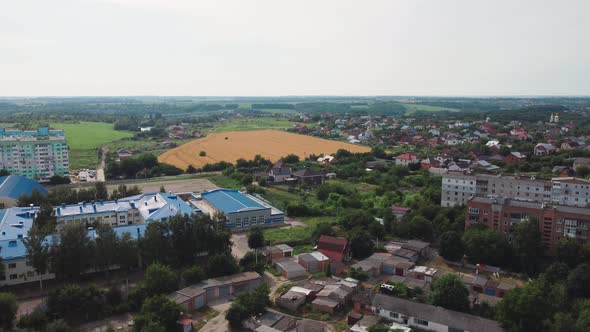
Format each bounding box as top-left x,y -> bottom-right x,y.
442,173 -> 587,208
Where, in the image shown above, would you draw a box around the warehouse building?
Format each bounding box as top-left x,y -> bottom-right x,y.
196,189 -> 284,230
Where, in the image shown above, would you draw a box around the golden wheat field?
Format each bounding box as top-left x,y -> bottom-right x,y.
158,130 -> 371,169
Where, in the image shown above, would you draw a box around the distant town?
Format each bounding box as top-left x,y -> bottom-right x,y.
0,96 -> 590,332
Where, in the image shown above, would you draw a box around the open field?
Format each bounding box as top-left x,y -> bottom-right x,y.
50,122 -> 134,170
204,118 -> 303,133
399,103 -> 460,113
158,129 -> 370,170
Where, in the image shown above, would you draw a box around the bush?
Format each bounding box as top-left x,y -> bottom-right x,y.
17,310 -> 49,331
0,292 -> 17,330
199,151 -> 206,157
183,265 -> 205,285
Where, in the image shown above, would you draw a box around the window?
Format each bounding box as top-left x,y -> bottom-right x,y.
27,271 -> 34,277
389,312 -> 399,319
9,274 -> 18,280
26,261 -> 32,267
8,263 -> 16,269
414,318 -> 429,326
469,208 -> 479,214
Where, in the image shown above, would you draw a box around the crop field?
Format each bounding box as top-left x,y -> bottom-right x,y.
50,122 -> 133,170
158,129 -> 370,169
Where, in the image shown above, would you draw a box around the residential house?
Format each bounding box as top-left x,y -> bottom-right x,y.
395,153 -> 419,167
290,169 -> 326,186
391,206 -> 411,220
260,244 -> 293,264
116,148 -> 133,160
260,161 -> 292,184
534,143 -> 557,156
504,152 -> 526,164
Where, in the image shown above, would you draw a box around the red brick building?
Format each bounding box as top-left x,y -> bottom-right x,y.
466,196 -> 590,253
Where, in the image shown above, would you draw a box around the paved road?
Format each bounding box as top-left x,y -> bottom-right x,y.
231,233 -> 250,260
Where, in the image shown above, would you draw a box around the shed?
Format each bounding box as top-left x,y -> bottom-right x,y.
277,290 -> 306,312
275,260 -> 306,280
383,258 -> 415,276
298,251 -> 330,273
312,297 -> 340,314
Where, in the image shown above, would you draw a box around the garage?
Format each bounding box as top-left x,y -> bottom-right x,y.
206,287 -> 216,300
219,285 -> 231,298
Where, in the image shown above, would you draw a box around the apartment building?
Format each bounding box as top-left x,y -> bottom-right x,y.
441,173 -> 587,208
55,192 -> 197,230
0,128 -> 69,181
466,196 -> 590,252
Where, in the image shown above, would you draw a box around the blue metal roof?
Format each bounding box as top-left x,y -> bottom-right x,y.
201,189 -> 267,214
0,207 -> 37,241
0,128 -> 64,137
0,176 -> 48,200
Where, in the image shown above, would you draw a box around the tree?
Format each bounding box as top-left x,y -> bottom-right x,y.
248,226 -> 265,264
141,222 -> 172,265
462,227 -> 511,267
556,238 -> 583,268
0,292 -> 17,330
312,223 -> 335,242
439,231 -> 464,262
496,280 -> 551,332
116,232 -> 139,293
207,253 -> 239,278
94,224 -> 118,282
429,274 -> 469,312
239,251 -> 265,274
133,295 -> 181,332
566,263 -> 590,298
16,310 -> 49,331
348,228 -> 374,259
186,165 -> 197,174
282,154 -> 299,164
144,263 -> 177,296
95,182 -> 108,200
45,319 -> 73,332
159,185 -> 166,193
183,265 -> 205,285
23,226 -> 51,290
339,210 -> 375,230
51,223 -> 93,281
225,284 -> 270,328
512,218 -> 543,275
546,312 -> 576,332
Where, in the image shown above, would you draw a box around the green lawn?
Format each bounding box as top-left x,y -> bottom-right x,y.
399,103 -> 460,113
50,122 -> 134,170
203,118 -> 303,133
208,175 -> 243,189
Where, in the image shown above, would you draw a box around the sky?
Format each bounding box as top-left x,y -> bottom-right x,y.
1,0 -> 589,96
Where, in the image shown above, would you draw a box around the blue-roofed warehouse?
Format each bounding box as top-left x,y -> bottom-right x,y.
0,175 -> 47,208
197,189 -> 284,230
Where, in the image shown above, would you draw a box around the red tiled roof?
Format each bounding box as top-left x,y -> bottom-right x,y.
318,235 -> 347,246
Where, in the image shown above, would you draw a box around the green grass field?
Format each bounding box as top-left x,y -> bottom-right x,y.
399,103 -> 460,113
203,118 -> 303,134
50,122 -> 134,170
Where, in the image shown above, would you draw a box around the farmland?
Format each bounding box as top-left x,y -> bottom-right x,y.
399,102 -> 460,113
50,122 -> 133,170
158,129 -> 371,170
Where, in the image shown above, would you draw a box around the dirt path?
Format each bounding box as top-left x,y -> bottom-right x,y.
96,146 -> 107,182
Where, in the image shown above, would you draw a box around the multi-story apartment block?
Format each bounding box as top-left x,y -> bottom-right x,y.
442,173 -> 587,208
466,196 -> 590,252
55,193 -> 197,230
0,128 -> 69,181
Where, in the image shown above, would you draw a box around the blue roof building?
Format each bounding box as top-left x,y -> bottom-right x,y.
198,189 -> 284,230
0,176 -> 48,208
